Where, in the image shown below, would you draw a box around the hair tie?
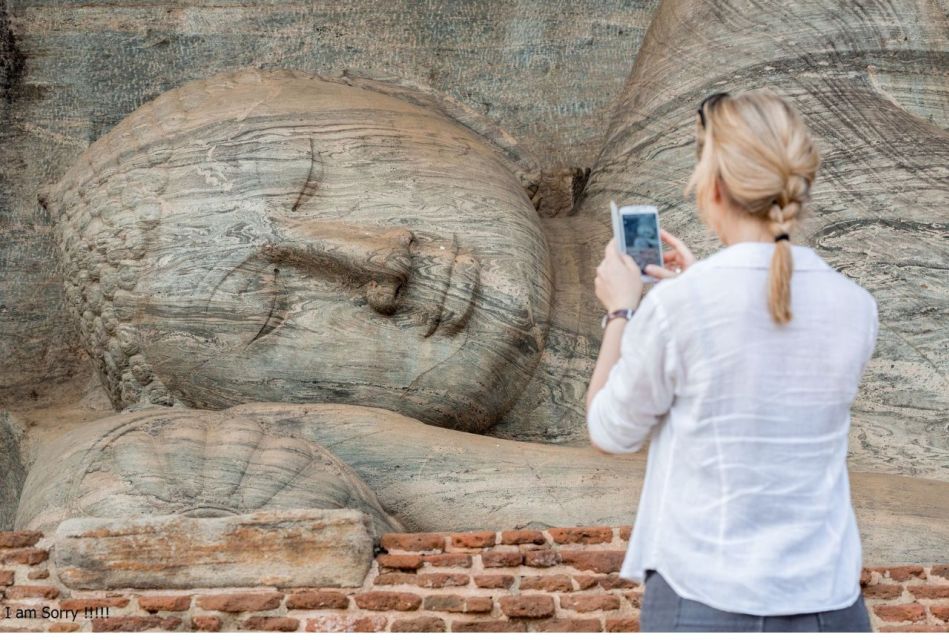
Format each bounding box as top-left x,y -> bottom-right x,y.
774,233 -> 790,243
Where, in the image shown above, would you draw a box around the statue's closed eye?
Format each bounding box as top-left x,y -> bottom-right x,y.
204,256 -> 288,348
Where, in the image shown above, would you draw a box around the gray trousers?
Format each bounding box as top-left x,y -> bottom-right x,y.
640,570 -> 872,632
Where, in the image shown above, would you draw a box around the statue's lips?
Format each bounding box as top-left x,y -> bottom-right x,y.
424,249 -> 479,338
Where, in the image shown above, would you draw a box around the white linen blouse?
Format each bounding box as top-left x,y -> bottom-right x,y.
587,241 -> 879,616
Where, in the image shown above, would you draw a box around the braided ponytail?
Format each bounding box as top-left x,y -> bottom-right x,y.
685,89 -> 820,325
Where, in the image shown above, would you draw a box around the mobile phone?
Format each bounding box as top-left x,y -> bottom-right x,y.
610,201 -> 663,284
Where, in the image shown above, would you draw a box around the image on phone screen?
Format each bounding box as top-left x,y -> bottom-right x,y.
622,213 -> 661,273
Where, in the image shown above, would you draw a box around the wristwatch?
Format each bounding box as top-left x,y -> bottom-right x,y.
601,307 -> 635,329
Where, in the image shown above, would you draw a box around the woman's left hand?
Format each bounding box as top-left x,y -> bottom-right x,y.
595,239 -> 644,312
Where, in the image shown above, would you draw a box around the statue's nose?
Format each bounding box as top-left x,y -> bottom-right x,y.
264,216 -> 414,316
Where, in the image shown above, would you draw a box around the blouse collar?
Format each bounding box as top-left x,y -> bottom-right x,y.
703,242 -> 833,271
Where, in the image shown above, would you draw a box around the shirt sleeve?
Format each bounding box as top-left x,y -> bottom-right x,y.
861,293 -> 879,375
587,290 -> 677,454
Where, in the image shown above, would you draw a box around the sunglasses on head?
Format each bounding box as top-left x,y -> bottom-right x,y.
697,92 -> 730,128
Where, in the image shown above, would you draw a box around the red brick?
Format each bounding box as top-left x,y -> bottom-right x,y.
500,530 -> 545,545
48,622 -> 80,632
599,574 -> 638,589
861,584 -> 903,599
286,590 -> 349,610
375,572 -> 469,588
61,596 -> 130,611
879,625 -> 949,632
306,615 -> 387,632
931,565 -> 949,579
885,566 -> 925,581
452,620 -> 527,632
375,572 -> 413,586
523,549 -> 560,568
391,617 -> 446,632
423,594 -> 465,612
378,553 -> 424,570
549,527 -> 613,544
908,585 -> 949,599
560,593 -> 622,612
532,619 -> 602,632
92,616 -> 181,632
26,569 -> 48,580
241,616 -> 300,631
874,603 -> 926,622
474,574 -> 514,589
420,573 -> 469,588
4,585 -> 59,599
860,568 -> 874,587
625,590 -> 643,607
451,531 -> 496,548
559,550 -> 625,573
191,616 -> 222,632
426,553 -> 473,568
606,618 -> 640,632
420,594 -> 491,614
499,595 -> 555,618
0,570 -> 13,586
573,575 -> 599,590
197,592 -> 282,612
482,551 -> 522,567
354,591 -> 421,611
381,533 -> 445,552
138,595 -> 191,612
0,531 -> 42,548
0,548 -> 47,565
618,526 -> 632,541
519,575 -> 573,592
932,605 -> 949,622
465,597 -> 493,613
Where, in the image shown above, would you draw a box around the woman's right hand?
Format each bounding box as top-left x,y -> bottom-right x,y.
644,229 -> 696,280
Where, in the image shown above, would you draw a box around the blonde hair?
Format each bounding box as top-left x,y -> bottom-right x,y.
686,89 -> 821,325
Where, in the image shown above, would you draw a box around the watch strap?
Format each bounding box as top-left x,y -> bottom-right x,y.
601,307 -> 635,329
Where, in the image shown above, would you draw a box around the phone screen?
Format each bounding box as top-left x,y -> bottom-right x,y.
622,213 -> 661,272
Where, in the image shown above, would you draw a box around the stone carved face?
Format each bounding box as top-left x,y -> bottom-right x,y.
45,70 -> 552,433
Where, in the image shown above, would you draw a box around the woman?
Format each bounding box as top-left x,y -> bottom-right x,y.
585,89 -> 878,632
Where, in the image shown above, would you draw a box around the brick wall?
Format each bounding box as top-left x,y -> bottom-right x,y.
1,528 -> 947,632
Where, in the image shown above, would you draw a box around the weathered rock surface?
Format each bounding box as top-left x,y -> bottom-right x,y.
0,0 -> 660,408
568,0 -> 949,479
0,0 -> 945,566
54,509 -> 375,589
0,411 -> 26,530
27,402 -> 933,566
15,407 -> 401,537
40,68 -> 554,435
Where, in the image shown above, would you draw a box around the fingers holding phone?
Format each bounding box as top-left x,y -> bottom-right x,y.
645,229 -> 696,280
595,238 -> 644,311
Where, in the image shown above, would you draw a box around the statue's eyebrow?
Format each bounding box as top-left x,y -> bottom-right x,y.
291,138 -> 320,213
